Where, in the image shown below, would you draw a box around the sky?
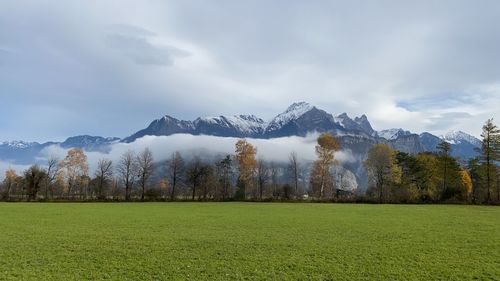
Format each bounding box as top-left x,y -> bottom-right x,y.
1,0 -> 499,142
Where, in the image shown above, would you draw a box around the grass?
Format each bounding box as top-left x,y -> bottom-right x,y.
0,203 -> 499,280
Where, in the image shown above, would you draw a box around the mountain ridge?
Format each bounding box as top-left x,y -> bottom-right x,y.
1,102 -> 481,166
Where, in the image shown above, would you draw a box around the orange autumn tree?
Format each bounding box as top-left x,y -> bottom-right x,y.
2,168 -> 19,200
60,148 -> 89,199
235,139 -> 257,199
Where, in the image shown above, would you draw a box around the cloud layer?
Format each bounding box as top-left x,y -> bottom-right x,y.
35,134 -> 354,174
1,0 -> 500,141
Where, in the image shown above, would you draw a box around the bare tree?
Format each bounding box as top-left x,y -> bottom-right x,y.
186,157 -> 203,200
117,150 -> 136,201
167,151 -> 184,201
256,157 -> 269,200
216,155 -> 232,200
44,156 -> 61,199
95,159 -> 113,200
270,162 -> 280,199
136,148 -> 154,201
289,151 -> 300,198
200,164 -> 214,200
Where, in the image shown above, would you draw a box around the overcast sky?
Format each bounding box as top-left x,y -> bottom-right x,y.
1,0 -> 499,141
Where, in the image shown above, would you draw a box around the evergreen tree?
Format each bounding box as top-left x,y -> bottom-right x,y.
216,155 -> 232,200
479,119 -> 500,202
468,158 -> 485,203
437,141 -> 452,197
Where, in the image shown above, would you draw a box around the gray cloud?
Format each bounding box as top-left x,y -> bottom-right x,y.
108,24 -> 157,37
105,24 -> 190,66
426,112 -> 474,131
0,0 -> 499,142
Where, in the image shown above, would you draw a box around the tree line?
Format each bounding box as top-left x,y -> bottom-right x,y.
1,119 -> 499,204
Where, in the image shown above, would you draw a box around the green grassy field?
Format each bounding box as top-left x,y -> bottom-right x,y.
0,203 -> 499,280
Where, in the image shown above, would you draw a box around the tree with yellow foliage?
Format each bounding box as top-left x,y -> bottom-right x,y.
364,144 -> 401,203
459,169 -> 473,201
414,153 -> 441,201
310,133 -> 340,199
234,139 -> 257,199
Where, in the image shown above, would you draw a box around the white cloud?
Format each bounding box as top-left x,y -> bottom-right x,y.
35,134 -> 354,173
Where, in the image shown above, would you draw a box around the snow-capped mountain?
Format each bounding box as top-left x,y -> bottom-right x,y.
335,113 -> 375,136
0,141 -> 49,164
195,115 -> 267,137
0,102 -> 485,192
442,131 -> 482,147
123,115 -> 196,142
0,135 -> 119,164
264,104 -> 343,138
60,135 -> 120,152
1,102 -> 482,171
377,128 -> 412,140
1,141 -> 39,149
123,102 -> 382,141
110,102 -> 482,160
266,102 -> 314,133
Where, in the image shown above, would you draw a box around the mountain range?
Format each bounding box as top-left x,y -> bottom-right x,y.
1,102 -> 481,167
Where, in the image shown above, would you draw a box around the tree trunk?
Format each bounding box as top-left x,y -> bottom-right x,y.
6,183 -> 11,200
487,160 -> 491,203
378,172 -> 384,204
141,179 -> 145,201
170,175 -> 176,201
443,157 -> 447,199
125,180 -> 130,201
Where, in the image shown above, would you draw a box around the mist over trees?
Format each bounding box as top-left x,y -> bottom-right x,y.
1,119 -> 499,204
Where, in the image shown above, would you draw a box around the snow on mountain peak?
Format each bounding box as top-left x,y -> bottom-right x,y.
1,140 -> 37,149
378,128 -> 412,140
286,102 -> 313,111
196,114 -> 267,134
267,102 -> 314,132
333,113 -> 352,127
441,131 -> 481,147
225,115 -> 267,133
